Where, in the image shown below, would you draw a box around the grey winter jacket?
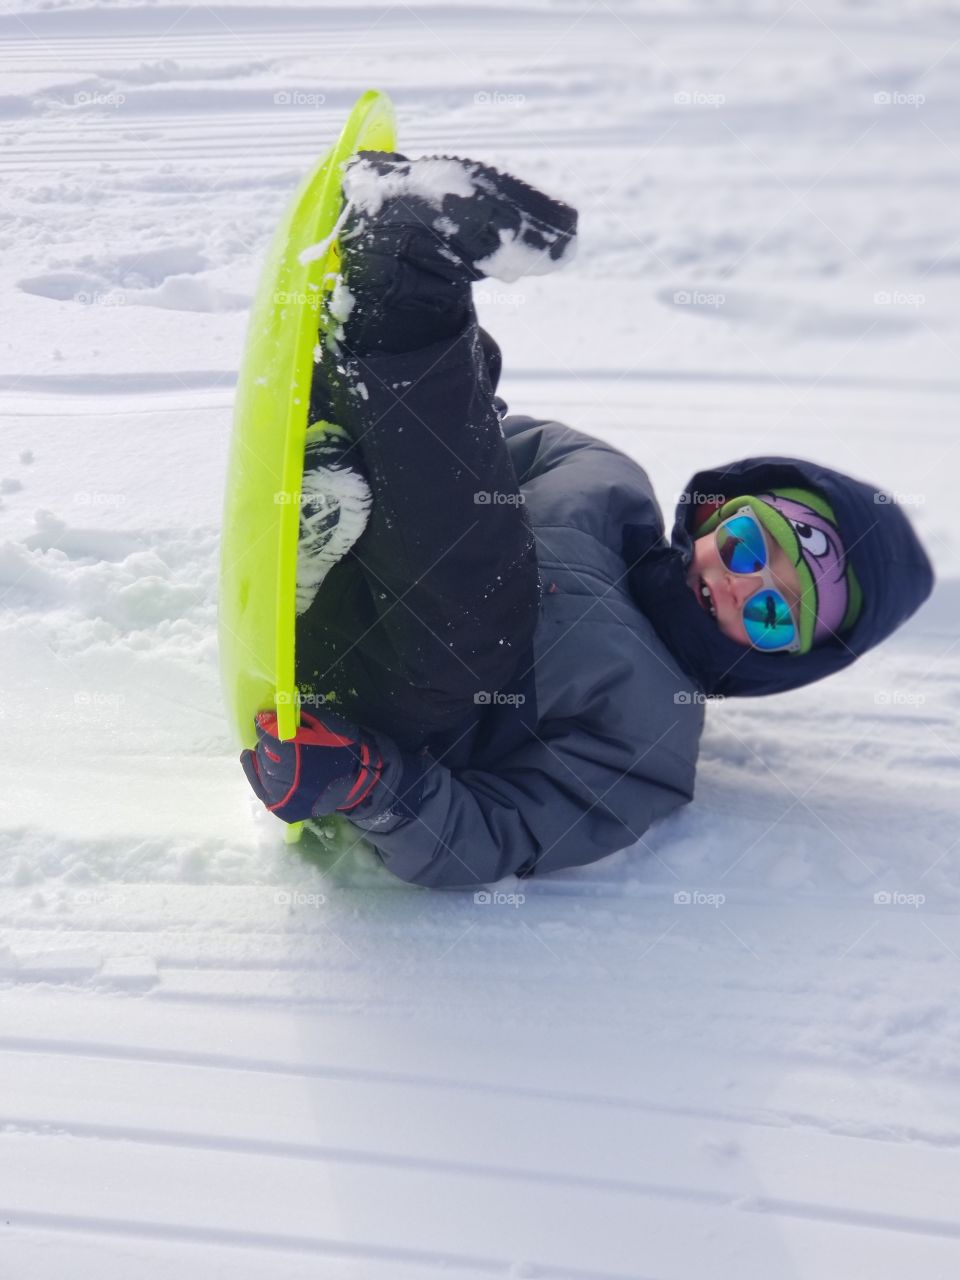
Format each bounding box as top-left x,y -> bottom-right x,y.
348,408 -> 935,888
350,416 -> 706,887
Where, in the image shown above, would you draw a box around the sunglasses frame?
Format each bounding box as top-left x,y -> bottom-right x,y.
715,506 -> 802,654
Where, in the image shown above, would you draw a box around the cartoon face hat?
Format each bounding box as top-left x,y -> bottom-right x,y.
694,487 -> 863,654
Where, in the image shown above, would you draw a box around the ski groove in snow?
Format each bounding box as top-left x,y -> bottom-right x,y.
7,1115 -> 960,1244
0,1209 -> 535,1280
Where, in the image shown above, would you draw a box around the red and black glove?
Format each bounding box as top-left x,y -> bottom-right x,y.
241,708 -> 402,824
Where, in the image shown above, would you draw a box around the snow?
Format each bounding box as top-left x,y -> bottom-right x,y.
341,155 -> 478,217
296,460 -> 372,616
2,0 -> 960,1276
473,218 -> 579,282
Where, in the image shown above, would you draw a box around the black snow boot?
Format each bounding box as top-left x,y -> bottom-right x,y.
333,151 -> 578,355
341,150 -> 578,283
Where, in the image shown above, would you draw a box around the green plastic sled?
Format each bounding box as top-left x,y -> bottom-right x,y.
219,90 -> 397,839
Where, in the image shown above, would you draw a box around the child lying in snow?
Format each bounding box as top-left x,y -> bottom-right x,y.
240,152 -> 935,888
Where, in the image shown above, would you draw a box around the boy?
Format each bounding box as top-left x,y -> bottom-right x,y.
241,153 -> 934,887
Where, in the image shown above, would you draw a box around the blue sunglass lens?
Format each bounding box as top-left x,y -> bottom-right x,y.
742,589 -> 797,651
716,514 -> 768,575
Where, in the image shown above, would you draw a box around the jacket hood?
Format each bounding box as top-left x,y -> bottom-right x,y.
626,455 -> 935,697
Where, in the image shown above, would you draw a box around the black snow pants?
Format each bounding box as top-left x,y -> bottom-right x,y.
295,312 -> 542,753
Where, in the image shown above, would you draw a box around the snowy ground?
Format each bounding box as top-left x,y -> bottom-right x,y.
3,1 -> 960,1276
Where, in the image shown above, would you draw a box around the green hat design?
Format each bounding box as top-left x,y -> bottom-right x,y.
695,487 -> 862,654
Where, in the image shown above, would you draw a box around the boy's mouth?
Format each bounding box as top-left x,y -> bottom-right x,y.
695,574 -> 718,621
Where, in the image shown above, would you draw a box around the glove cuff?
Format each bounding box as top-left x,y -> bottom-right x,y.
341,733 -> 431,833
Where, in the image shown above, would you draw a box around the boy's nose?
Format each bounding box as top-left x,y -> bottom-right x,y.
725,572 -> 762,609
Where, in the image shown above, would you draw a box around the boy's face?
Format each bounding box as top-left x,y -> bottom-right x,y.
686,526 -> 802,648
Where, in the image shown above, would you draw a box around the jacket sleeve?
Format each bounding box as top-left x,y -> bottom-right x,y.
351,720 -> 696,889
349,602 -> 701,889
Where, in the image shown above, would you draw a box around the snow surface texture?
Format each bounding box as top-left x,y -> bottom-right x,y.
2,1 -> 960,1276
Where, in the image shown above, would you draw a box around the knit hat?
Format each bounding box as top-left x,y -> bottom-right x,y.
694,487 -> 862,654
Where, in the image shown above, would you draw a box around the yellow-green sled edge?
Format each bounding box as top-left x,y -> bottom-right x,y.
219,90 -> 396,842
